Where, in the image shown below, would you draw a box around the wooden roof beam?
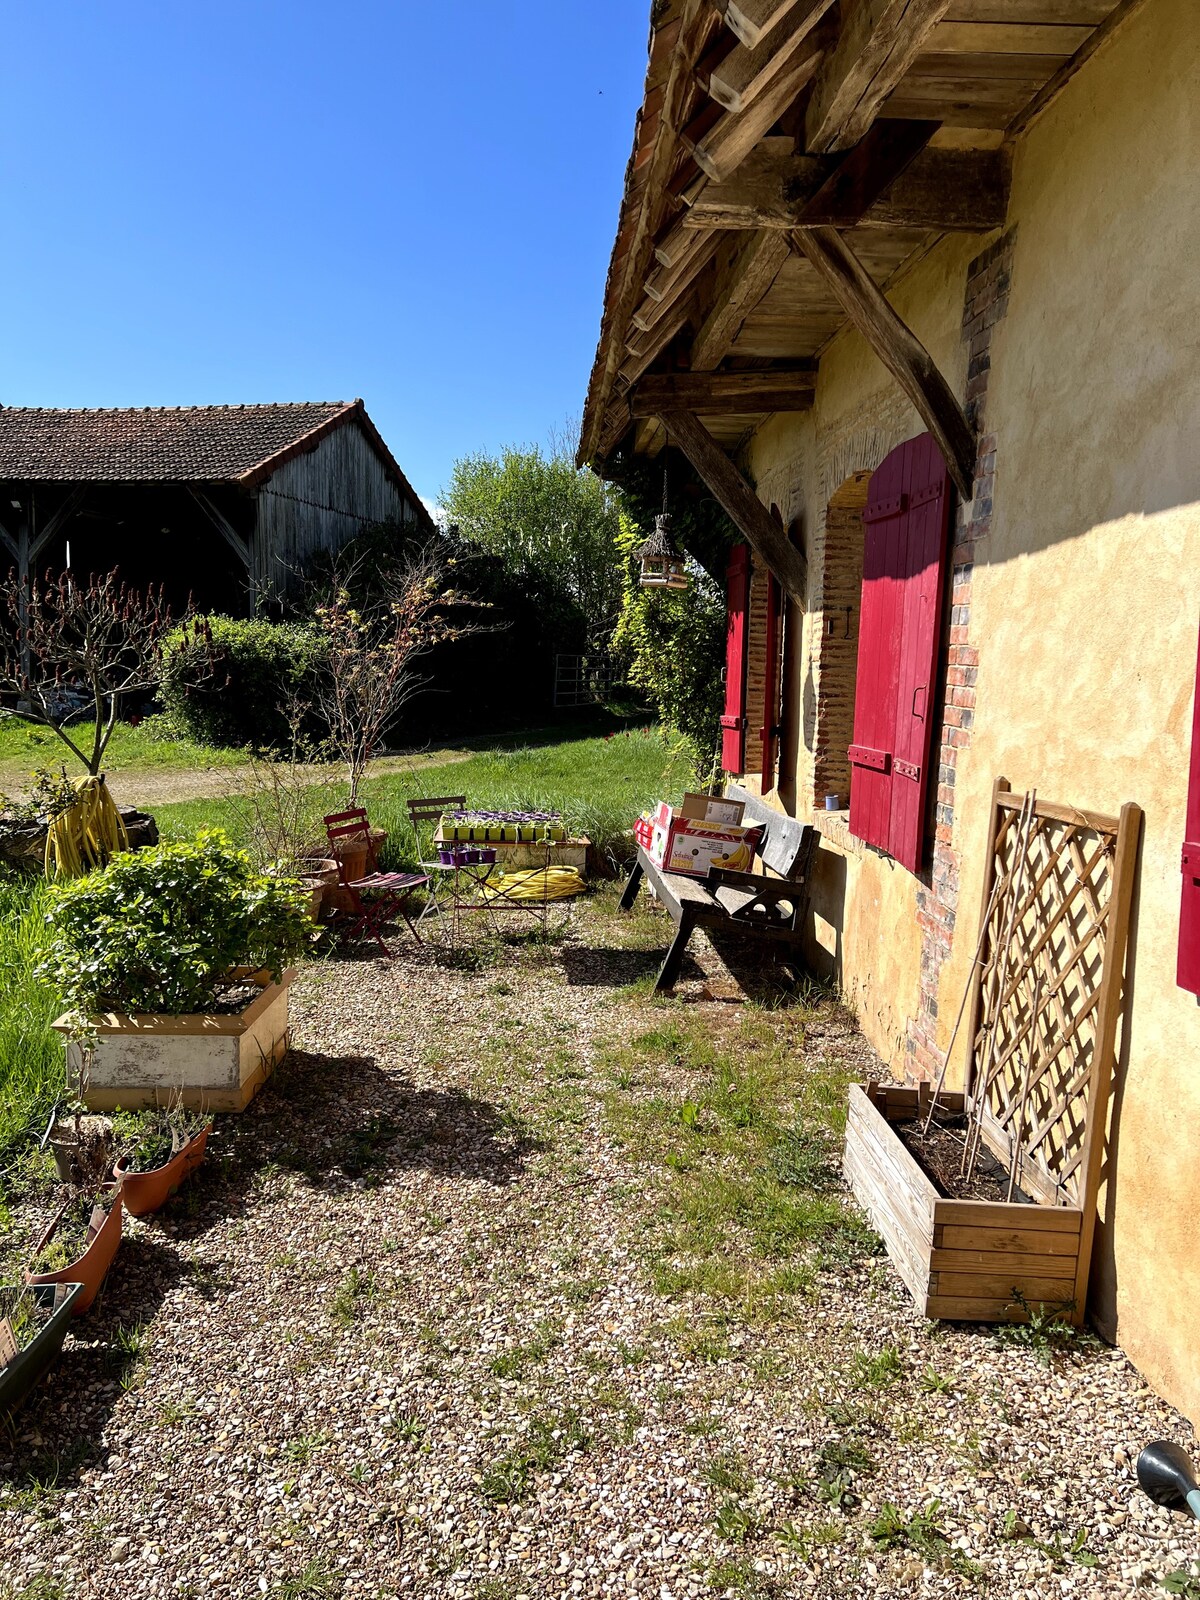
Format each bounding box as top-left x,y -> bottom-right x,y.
715,0 -> 806,50
631,368 -> 817,417
789,226 -> 974,498
691,231 -> 792,370
793,118 -> 940,225
685,136 -> 1009,231
686,21 -> 832,182
656,408 -> 808,603
707,0 -> 837,113
805,0 -> 953,153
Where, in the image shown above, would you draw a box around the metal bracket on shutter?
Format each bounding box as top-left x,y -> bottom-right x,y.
1182,842 -> 1200,875
894,758 -> 921,782
863,494 -> 907,524
848,744 -> 891,773
720,715 -> 748,731
909,479 -> 946,510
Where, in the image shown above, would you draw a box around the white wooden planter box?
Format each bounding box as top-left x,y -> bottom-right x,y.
488,837 -> 590,875
54,969 -> 296,1114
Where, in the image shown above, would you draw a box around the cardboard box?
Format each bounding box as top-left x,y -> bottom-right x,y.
679,792 -> 746,827
663,816 -> 762,878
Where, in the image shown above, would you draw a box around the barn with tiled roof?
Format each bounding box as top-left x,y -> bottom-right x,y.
0,399 -> 433,613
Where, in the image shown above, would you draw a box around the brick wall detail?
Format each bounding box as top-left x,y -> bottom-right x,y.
905,228 -> 1015,1079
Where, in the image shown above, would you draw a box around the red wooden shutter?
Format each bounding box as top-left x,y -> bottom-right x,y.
849,434 -> 952,872
759,573 -> 782,789
1178,621 -> 1200,991
721,544 -> 750,774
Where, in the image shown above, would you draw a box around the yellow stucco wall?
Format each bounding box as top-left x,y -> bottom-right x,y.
741,0 -> 1200,1422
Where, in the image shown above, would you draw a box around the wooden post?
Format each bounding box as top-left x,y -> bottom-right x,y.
1072,800 -> 1143,1319
657,408 -> 808,605
789,227 -> 977,499
961,776 -> 1010,1104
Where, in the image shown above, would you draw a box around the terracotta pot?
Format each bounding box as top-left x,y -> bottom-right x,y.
27,1193 -> 123,1316
330,836 -> 368,881
289,857 -> 337,921
0,1282 -> 84,1417
114,1122 -> 213,1217
48,1114 -> 115,1187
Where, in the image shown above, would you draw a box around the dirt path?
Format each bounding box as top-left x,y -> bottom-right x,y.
91,749 -> 476,810
0,897 -> 1193,1598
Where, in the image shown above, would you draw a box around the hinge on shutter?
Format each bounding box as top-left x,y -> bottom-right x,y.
894,759 -> 921,782
1182,842 -> 1200,875
720,715 -> 748,731
848,744 -> 891,773
863,494 -> 907,524
910,480 -> 946,510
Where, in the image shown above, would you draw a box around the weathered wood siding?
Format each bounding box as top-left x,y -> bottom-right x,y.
253,421 -> 419,596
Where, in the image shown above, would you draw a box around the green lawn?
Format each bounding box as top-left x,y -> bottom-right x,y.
0,713 -> 242,787
153,727 -> 693,871
0,727 -> 693,1173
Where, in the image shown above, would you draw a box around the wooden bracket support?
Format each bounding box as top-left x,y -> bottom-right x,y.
790,226 -> 976,499
655,408 -> 808,605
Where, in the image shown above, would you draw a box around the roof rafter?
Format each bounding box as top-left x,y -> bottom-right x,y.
805,0 -> 953,153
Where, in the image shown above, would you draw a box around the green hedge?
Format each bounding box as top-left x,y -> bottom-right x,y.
158,617 -> 328,751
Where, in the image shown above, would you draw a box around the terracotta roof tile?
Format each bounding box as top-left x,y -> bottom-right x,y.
0,402 -> 358,483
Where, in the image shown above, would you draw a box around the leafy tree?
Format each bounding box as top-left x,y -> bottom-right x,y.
611,514 -> 725,771
442,437 -> 623,656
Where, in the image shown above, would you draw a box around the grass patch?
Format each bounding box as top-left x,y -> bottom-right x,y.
0,714 -> 242,782
479,1408 -> 591,1504
151,727 -> 692,872
0,877 -> 63,1170
604,1011 -> 878,1317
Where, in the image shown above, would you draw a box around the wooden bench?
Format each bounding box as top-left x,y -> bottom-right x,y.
618,784 -> 818,993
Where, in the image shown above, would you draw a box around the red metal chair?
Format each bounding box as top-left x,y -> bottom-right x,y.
324,807 -> 428,957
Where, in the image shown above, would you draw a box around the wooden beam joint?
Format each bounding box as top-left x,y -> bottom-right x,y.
789,227 -> 975,499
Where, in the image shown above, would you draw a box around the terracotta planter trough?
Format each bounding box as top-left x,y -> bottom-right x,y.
54,968 -> 296,1114
0,1282 -> 84,1415
27,1194 -> 123,1316
115,1121 -> 214,1217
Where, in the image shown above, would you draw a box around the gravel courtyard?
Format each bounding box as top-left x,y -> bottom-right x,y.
1,888 -> 1197,1599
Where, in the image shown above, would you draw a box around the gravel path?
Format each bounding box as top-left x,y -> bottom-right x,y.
1,892 -> 1197,1599
99,749 -> 474,810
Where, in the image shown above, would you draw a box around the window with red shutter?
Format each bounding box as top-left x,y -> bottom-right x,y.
1178,620 -> 1200,992
721,544 -> 750,774
759,573 -> 782,789
848,434 -> 952,872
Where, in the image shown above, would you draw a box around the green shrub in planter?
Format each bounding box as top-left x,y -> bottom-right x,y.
157,616 -> 328,751
39,829 -> 313,1016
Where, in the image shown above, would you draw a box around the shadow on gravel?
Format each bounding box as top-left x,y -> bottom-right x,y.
559,944 -> 692,987
0,1234 -> 184,1489
217,1047 -> 542,1197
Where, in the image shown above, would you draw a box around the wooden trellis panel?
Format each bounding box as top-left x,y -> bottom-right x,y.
962,779 -> 1142,1311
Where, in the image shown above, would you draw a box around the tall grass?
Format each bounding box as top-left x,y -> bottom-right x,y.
0,879 -> 64,1172
153,728 -> 695,872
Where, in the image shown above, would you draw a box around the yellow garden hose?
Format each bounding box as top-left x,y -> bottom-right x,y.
45,776 -> 129,879
481,867 -> 587,902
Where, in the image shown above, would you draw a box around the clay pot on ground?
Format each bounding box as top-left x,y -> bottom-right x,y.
48,1114 -> 115,1188
288,856 -> 337,922
115,1120 -> 214,1217
0,1282 -> 84,1416
27,1192 -> 122,1315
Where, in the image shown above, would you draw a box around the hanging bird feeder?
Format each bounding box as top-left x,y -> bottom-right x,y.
637,470 -> 689,592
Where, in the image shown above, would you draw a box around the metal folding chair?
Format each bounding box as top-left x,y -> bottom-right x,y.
405,794 -> 466,930
324,807 -> 427,957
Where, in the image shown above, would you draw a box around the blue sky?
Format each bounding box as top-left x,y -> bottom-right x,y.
0,1 -> 648,505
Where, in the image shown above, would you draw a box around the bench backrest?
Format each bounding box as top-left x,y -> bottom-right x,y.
723,783 -> 814,880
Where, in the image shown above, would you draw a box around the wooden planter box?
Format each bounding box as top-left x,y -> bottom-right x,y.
844,1083 -> 1086,1324
54,969 -> 295,1114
